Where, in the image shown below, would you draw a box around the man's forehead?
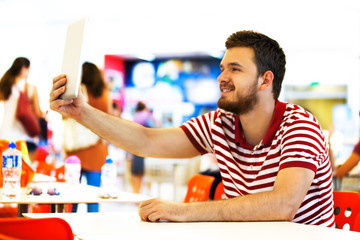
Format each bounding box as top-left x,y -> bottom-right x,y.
220,47 -> 255,66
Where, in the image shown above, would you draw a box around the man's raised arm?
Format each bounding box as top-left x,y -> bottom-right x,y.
49,75 -> 199,158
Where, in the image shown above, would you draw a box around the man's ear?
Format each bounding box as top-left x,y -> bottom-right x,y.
259,71 -> 274,91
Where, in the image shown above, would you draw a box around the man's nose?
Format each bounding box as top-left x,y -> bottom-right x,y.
217,70 -> 229,83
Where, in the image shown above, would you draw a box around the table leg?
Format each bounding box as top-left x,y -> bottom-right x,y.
57,204 -> 65,213
173,164 -> 178,201
333,177 -> 342,191
50,204 -> 56,213
18,204 -> 29,217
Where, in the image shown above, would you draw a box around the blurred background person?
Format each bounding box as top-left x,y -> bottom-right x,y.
110,101 -> 122,117
63,62 -> 110,212
334,139 -> 360,179
0,57 -> 43,160
130,101 -> 158,194
333,111 -> 360,179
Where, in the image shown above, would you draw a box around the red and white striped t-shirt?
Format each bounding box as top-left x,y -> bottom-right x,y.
180,100 -> 335,227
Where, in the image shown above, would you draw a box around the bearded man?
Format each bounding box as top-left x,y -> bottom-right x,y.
50,30 -> 334,227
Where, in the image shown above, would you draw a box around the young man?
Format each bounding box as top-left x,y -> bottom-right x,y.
50,30 -> 334,227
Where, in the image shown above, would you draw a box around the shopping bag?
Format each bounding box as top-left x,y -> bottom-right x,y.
15,88 -> 40,137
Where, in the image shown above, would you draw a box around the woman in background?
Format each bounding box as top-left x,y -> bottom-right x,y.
332,112 -> 360,179
334,139 -> 360,179
0,57 -> 43,159
130,102 -> 158,194
65,62 -> 110,212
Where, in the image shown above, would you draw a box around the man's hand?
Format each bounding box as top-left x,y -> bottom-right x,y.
138,198 -> 188,222
49,74 -> 87,120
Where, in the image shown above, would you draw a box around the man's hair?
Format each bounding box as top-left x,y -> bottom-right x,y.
225,30 -> 286,100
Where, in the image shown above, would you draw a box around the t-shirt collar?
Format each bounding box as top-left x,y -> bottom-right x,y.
235,100 -> 287,149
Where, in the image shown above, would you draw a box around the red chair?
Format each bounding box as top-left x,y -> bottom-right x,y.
214,181 -> 226,200
184,174 -> 215,203
34,147 -> 48,162
0,204 -> 17,218
33,147 -> 55,176
333,191 -> 360,232
54,164 -> 66,182
35,161 -> 55,176
0,217 -> 74,240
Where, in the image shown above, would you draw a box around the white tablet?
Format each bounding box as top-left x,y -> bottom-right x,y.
60,17 -> 88,100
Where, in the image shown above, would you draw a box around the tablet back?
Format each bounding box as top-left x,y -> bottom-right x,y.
60,17 -> 88,100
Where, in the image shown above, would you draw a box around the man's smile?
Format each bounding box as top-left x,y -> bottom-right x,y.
220,84 -> 235,95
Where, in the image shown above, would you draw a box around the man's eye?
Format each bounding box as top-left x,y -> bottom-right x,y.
232,68 -> 240,72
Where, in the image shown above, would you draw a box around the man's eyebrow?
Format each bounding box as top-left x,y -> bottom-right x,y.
219,62 -> 244,69
228,62 -> 244,68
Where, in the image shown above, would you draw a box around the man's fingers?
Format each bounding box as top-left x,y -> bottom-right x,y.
148,212 -> 161,222
139,200 -> 157,212
50,76 -> 67,100
139,203 -> 154,214
50,99 -> 73,111
139,201 -> 160,222
142,206 -> 157,218
53,74 -> 66,84
49,86 -> 66,102
139,207 -> 154,222
138,208 -> 144,221
139,198 -> 157,208
52,77 -> 67,91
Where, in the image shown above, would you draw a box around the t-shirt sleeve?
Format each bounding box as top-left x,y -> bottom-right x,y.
180,111 -> 216,155
279,116 -> 328,173
353,140 -> 360,156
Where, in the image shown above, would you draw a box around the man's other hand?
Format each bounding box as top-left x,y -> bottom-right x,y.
138,198 -> 188,222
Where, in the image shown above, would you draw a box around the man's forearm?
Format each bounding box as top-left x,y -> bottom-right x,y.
75,104 -> 199,158
77,104 -> 150,156
184,191 -> 297,222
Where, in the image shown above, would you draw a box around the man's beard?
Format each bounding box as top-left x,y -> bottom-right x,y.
217,82 -> 258,115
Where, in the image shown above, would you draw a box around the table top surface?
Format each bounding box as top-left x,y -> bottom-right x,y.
31,173 -> 57,182
0,182 -> 149,204
24,212 -> 360,240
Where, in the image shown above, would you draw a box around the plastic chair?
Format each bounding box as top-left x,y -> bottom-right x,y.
35,161 -> 55,176
0,217 -> 74,240
0,204 -> 18,218
184,174 -> 215,203
54,164 -> 66,182
33,147 -> 56,176
333,191 -> 360,232
214,181 -> 226,200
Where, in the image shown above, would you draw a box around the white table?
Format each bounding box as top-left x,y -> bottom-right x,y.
31,173 -> 57,182
24,212 -> 360,240
0,182 -> 149,216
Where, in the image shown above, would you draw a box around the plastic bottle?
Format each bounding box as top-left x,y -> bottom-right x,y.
2,142 -> 22,199
64,155 -> 81,184
101,156 -> 117,198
